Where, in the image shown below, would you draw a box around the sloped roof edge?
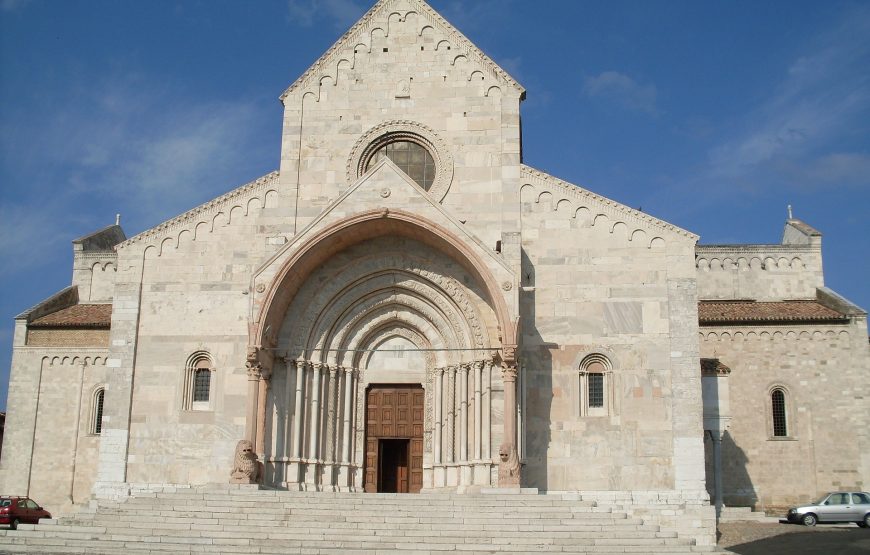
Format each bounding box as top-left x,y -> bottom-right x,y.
698,300 -> 847,324
15,286 -> 79,322
73,224 -> 127,251
520,164 -> 698,241
118,170 -> 279,249
28,304 -> 112,328
279,0 -> 524,101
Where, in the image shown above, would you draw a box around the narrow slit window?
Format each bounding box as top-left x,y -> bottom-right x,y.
193,368 -> 211,402
92,388 -> 105,434
772,389 -> 787,437
588,373 -> 604,408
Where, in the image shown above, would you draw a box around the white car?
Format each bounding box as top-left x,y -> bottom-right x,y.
786,492 -> 870,527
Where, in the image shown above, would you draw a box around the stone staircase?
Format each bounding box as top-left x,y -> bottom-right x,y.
718,506 -> 780,523
0,485 -> 722,554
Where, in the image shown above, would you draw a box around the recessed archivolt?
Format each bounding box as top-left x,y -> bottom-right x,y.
341,295 -> 462,359
341,308 -> 451,369
298,285 -> 473,367
356,324 -> 435,371
305,271 -> 477,355
281,246 -> 486,336
279,244 -> 493,366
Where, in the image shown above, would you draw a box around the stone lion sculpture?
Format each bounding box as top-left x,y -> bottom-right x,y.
498,442 -> 520,487
230,439 -> 261,484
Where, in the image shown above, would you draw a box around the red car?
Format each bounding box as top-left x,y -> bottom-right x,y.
0,497 -> 51,530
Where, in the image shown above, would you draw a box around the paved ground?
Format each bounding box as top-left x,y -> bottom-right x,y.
719,521 -> 870,554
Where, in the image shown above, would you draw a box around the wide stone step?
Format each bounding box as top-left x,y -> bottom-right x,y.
0,488 -> 721,554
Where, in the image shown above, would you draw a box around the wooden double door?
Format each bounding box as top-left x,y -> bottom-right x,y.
364,385 -> 424,493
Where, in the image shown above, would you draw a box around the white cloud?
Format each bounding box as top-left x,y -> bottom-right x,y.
0,72 -> 276,275
0,0 -> 31,12
704,7 -> 870,189
582,71 -> 658,116
0,203 -> 68,277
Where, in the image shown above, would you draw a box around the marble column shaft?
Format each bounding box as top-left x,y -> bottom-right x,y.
308,362 -> 322,459
459,364 -> 469,462
434,367 -> 443,464
341,367 -> 354,463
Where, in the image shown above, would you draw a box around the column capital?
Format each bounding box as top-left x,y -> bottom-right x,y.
501,344 -> 518,364
448,365 -> 458,375
501,362 -> 518,382
459,362 -> 470,374
246,363 -> 262,380
246,345 -> 273,381
473,360 -> 484,371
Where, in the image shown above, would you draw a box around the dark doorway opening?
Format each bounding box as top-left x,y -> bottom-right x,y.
364,385 -> 424,493
378,438 -> 410,493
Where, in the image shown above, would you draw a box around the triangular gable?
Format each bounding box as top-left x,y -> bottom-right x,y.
279,0 -> 524,101
254,158 -> 514,282
520,164 -> 698,245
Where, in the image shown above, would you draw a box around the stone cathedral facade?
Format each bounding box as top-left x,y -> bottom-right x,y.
2,0 -> 867,535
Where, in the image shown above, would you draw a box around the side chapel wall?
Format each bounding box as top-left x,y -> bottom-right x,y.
518,167 -> 705,493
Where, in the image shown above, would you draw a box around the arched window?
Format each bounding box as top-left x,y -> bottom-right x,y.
184,352 -> 214,410
91,387 -> 105,435
771,388 -> 788,437
579,354 -> 613,417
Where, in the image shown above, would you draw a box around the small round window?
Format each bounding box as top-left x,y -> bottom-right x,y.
367,140 -> 435,190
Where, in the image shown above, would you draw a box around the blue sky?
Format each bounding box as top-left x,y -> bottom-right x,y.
1,0 -> 868,410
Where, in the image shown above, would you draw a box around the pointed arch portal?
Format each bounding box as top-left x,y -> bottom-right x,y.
248,210 -> 516,491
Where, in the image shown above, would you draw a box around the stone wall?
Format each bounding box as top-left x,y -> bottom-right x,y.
699,318 -> 870,508
517,166 -> 706,494
26,328 -> 109,348
0,343 -> 110,516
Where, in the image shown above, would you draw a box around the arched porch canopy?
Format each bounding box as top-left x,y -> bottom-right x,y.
252,209 -> 516,357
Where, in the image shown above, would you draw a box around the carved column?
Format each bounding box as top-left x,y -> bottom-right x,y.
292,360 -> 305,458
341,367 -> 353,463
483,358 -> 492,460
498,347 -> 520,487
244,363 -> 260,445
434,367 -> 444,464
283,359 -> 296,459
325,366 -> 338,462
445,366 -> 456,463
308,362 -> 322,461
473,360 -> 483,461
459,363 -> 469,463
246,346 -> 273,457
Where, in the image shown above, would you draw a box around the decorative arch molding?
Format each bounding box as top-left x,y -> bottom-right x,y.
700,328 -> 850,342
290,264 -> 487,361
355,324 -> 436,371
346,120 -> 454,201
253,209 -> 516,356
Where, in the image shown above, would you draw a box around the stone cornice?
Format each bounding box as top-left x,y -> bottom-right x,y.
696,244 -> 817,254
117,171 -> 279,249
520,164 -> 698,241
279,0 -> 524,102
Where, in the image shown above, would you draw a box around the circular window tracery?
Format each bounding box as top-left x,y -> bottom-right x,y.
368,140 -> 436,190
348,121 -> 454,201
